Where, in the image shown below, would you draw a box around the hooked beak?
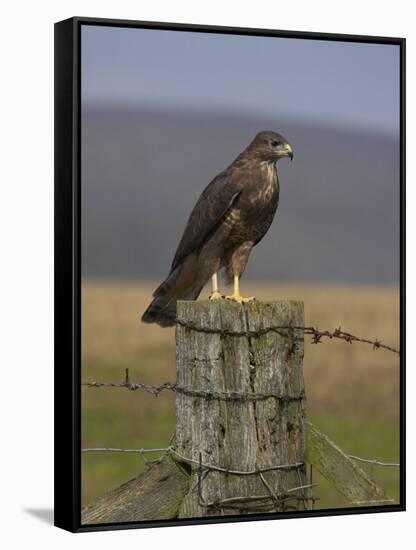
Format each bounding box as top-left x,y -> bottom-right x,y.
284,143 -> 293,161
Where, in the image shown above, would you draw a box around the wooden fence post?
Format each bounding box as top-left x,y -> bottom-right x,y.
81,298 -> 393,524
175,299 -> 306,517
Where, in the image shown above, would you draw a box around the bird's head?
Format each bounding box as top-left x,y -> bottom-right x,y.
247,131 -> 293,163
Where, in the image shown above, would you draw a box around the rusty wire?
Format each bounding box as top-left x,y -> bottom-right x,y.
193,452 -> 317,512
81,441 -> 398,512
81,317 -> 400,511
82,369 -> 305,402
82,443 -> 304,474
175,319 -> 400,355
80,444 -> 400,470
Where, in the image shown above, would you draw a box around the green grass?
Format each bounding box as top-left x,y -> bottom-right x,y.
308,415 -> 400,509
82,388 -> 175,504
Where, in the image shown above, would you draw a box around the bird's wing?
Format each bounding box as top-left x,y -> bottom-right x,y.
170,170 -> 242,272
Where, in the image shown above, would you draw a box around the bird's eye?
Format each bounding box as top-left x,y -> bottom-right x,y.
271,140 -> 282,149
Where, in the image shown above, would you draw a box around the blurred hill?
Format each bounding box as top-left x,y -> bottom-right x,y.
81,106 -> 400,284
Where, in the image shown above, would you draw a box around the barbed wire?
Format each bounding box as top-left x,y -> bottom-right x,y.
82,318 -> 399,404
81,443 -> 399,510
81,445 -> 170,466
175,319 -> 400,355
194,452 -> 319,512
81,316 -> 399,511
81,444 -> 400,470
198,491 -> 320,511
81,442 -> 398,509
82,369 -> 305,402
172,447 -> 303,475
81,444 -> 303,474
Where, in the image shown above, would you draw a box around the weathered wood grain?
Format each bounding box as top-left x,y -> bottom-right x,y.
306,421 -> 392,506
175,299 -> 306,517
81,456 -> 189,525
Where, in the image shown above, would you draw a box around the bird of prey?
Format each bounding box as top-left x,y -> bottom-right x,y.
142,130 -> 293,327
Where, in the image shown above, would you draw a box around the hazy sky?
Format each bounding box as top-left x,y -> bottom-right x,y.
82,25 -> 400,135
80,24 -> 400,285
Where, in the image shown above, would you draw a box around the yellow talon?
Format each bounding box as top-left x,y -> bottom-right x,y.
225,275 -> 255,303
225,293 -> 255,303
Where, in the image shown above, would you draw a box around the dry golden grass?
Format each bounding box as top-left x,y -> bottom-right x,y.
81,280 -> 400,509
82,280 -> 400,413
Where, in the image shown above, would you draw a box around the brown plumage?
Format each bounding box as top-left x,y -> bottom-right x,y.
142,130 -> 293,327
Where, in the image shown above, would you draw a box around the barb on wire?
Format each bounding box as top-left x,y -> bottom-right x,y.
80,442 -> 399,510
80,444 -> 401,472
82,369 -> 177,396
81,445 -> 171,466
82,443 -> 315,510
82,369 -> 305,402
176,319 -> 400,355
81,443 -> 303,475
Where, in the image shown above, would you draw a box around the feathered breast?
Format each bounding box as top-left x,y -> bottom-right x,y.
225,162 -> 279,245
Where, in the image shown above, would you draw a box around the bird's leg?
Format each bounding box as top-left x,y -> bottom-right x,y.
226,275 -> 255,303
209,272 -> 224,300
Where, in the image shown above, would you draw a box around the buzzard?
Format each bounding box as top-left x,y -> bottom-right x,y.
142,131 -> 293,327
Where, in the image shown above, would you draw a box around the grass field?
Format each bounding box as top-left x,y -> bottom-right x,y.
81,281 -> 400,512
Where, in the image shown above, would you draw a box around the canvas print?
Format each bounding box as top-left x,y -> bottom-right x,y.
77,22 -> 402,526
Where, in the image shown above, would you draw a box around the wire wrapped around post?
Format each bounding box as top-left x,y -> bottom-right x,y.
175,299 -> 307,517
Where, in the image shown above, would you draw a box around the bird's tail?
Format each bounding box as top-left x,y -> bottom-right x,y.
141,263 -> 204,327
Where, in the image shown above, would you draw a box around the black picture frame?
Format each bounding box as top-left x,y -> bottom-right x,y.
54,16 -> 406,533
